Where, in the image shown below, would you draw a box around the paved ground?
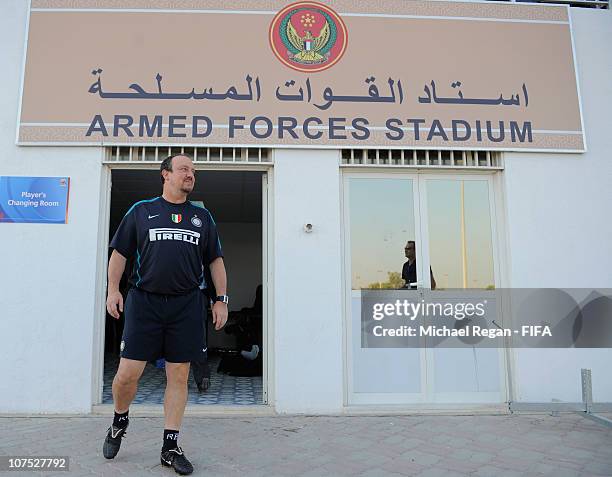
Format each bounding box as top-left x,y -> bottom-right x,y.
1,413 -> 611,476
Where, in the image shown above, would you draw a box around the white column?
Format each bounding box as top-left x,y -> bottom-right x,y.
272,149 -> 344,413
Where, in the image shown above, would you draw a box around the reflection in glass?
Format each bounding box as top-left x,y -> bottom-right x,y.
348,177 -> 422,397
426,180 -> 495,289
349,178 -> 416,289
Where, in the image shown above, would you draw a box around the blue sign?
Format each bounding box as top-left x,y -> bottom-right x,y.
0,177 -> 70,224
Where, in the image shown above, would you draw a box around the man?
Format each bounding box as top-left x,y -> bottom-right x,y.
402,240 -> 436,290
192,278 -> 212,393
104,154 -> 229,475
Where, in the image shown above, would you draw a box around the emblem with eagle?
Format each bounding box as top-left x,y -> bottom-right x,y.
270,2 -> 348,72
285,11 -> 332,64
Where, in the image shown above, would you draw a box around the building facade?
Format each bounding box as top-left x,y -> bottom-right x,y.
1,0 -> 611,414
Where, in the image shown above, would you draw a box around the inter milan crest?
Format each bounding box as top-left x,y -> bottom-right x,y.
269,1 -> 348,73
171,213 -> 182,223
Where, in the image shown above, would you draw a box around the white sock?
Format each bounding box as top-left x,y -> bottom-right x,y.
241,345 -> 259,360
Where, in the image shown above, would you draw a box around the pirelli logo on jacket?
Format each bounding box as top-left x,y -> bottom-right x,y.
149,228 -> 200,245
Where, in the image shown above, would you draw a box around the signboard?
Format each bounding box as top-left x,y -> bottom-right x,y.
18,0 -> 585,151
0,177 -> 70,224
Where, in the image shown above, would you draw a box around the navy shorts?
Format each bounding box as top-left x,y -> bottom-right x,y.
120,287 -> 206,363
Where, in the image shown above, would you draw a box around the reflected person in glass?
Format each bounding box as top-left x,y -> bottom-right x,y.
401,241 -> 436,290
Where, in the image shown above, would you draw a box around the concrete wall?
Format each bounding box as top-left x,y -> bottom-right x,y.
0,1 -> 103,413
504,8 -> 612,403
272,149 -> 344,413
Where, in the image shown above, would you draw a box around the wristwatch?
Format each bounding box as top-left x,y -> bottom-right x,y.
215,295 -> 229,304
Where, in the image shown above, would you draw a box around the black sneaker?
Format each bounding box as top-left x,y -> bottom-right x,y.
160,447 -> 194,475
102,424 -> 128,459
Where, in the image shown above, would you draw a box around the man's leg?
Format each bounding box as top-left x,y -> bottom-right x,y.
113,357 -> 147,412
164,362 -> 190,430
104,358 -> 147,459
159,290 -> 202,475
160,362 -> 194,475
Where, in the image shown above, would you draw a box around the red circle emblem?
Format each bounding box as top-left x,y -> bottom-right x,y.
269,1 -> 348,73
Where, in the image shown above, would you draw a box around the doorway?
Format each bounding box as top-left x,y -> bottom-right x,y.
343,171 -> 507,406
101,169 -> 267,406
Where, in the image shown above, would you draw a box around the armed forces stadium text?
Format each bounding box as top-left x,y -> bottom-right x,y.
85,115 -> 533,143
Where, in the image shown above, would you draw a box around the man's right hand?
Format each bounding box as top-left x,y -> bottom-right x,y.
106,290 -> 124,319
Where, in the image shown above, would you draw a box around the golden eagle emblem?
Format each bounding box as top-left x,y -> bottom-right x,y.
286,17 -> 331,64
270,3 -> 347,73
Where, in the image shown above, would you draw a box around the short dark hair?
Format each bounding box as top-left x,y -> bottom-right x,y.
160,153 -> 192,185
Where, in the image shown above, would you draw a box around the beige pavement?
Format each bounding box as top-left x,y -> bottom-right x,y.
0,413 -> 611,476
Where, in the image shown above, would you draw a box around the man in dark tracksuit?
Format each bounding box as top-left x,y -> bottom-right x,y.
402,240 -> 436,289
103,154 -> 229,475
192,277 -> 213,393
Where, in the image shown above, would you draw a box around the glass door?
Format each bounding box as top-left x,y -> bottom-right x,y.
343,172 -> 506,406
421,175 -> 506,403
343,173 -> 427,404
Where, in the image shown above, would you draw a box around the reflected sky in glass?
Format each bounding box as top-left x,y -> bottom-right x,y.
348,178 -> 495,290
349,178 -> 415,289
427,180 -> 494,289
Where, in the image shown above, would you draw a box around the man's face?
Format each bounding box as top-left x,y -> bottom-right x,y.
164,155 -> 195,194
404,242 -> 416,261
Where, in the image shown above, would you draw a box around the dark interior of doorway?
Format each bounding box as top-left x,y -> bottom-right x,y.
103,169 -> 264,405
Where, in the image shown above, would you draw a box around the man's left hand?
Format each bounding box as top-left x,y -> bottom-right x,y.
212,301 -> 228,330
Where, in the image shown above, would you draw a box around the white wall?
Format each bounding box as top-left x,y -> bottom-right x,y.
0,0 -> 103,413
272,149 -> 344,413
504,9 -> 612,403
